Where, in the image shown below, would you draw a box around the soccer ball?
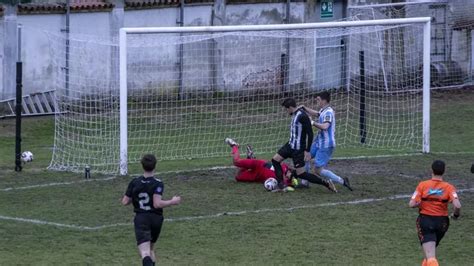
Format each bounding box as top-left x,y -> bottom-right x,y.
21,151 -> 34,162
264,178 -> 278,191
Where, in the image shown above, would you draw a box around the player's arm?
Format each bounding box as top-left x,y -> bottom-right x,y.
452,198 -> 461,219
299,105 -> 319,117
311,112 -> 332,130
300,115 -> 314,152
312,120 -> 330,130
408,198 -> 419,208
121,195 -> 132,205
121,180 -> 133,205
152,183 -> 181,208
409,186 -> 422,208
153,194 -> 181,208
299,115 -> 313,161
450,188 -> 461,219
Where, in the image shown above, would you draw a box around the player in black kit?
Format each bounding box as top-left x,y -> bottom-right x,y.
271,98 -> 337,192
122,154 -> 181,266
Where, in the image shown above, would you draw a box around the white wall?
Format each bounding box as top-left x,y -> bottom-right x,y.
1,2 -> 351,99
0,19 -> 3,97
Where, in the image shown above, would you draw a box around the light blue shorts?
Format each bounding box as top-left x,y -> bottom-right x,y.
310,144 -> 334,168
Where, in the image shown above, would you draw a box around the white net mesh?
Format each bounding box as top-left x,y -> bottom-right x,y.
349,0 -> 474,88
48,21 -> 426,174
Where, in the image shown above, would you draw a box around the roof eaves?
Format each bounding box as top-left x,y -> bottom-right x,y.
17,2 -> 114,15
125,0 -> 180,10
18,4 -> 65,15
70,2 -> 115,12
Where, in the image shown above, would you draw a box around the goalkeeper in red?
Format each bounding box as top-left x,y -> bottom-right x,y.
225,138 -> 293,187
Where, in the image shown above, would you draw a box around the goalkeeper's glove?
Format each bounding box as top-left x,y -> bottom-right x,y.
291,177 -> 299,187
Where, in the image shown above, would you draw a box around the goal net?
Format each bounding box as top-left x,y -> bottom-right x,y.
349,0 -> 474,88
47,18 -> 431,174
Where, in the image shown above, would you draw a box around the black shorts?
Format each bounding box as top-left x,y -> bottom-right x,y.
134,213 -> 164,245
416,214 -> 449,246
277,143 -> 305,168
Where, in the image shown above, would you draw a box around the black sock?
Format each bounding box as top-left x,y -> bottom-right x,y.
297,172 -> 325,186
271,159 -> 284,187
143,256 -> 153,266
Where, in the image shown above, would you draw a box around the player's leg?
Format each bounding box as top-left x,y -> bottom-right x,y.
313,147 -> 341,183
246,144 -> 256,159
272,144 -> 290,188
434,216 -> 449,247
314,148 -> 352,191
234,157 -> 263,169
134,214 -> 154,266
293,150 -> 337,192
298,143 -> 317,188
417,215 -> 439,266
225,137 -> 239,147
150,243 -> 156,266
138,242 -> 153,266
229,141 -> 262,169
149,215 -> 164,265
235,169 -> 259,182
230,142 -> 241,162
422,242 -> 438,266
295,166 -> 337,193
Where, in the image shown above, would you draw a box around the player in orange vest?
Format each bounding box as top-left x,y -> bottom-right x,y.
409,160 -> 462,266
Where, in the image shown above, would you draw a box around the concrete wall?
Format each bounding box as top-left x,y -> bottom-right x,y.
0,1 -> 354,99
0,19 -> 3,97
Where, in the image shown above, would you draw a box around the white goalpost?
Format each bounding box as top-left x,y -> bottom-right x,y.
48,17 -> 431,175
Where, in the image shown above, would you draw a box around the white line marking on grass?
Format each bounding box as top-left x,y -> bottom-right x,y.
0,176 -> 117,192
0,215 -> 102,230
1,188 -> 473,231
167,188 -> 474,221
0,166 -> 234,192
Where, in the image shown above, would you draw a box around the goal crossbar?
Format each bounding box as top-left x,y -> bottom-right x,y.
120,17 -> 432,34
119,17 -> 431,175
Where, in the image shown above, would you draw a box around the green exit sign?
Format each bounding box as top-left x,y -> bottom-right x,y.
321,0 -> 334,18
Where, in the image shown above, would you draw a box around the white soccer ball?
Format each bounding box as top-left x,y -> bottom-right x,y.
264,178 -> 278,191
21,151 -> 34,162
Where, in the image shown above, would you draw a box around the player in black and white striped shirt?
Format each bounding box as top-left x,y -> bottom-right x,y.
271,98 -> 337,192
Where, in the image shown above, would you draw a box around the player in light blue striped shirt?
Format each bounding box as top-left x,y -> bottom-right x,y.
301,91 -> 352,191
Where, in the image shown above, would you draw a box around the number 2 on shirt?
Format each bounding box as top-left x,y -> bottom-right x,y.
138,193 -> 151,210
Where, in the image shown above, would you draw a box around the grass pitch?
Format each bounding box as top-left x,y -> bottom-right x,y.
0,90 -> 473,265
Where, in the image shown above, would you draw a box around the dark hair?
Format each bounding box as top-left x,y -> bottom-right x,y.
281,98 -> 297,108
141,154 -> 157,172
431,160 -> 445,176
318,91 -> 331,103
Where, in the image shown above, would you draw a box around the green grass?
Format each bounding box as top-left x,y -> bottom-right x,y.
0,90 -> 473,265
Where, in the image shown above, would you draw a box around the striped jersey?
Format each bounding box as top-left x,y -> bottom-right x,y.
315,106 -> 336,148
288,107 -> 313,151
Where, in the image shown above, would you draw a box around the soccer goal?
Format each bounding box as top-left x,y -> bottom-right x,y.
48,17 -> 431,175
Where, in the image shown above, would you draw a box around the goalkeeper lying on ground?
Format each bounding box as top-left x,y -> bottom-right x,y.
225,138 -> 295,188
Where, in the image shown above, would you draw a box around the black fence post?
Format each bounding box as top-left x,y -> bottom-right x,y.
15,61 -> 22,172
359,51 -> 366,144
